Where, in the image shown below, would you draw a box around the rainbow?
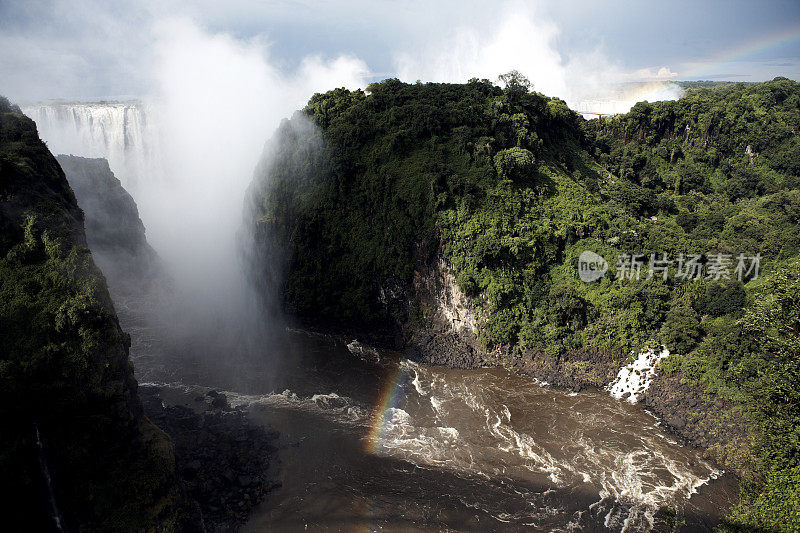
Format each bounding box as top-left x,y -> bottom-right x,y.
682,25 -> 800,79
364,363 -> 406,454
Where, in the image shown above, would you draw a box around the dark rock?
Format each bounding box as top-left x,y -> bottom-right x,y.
182,460 -> 202,475
313,395 -> 349,409
670,417 -> 686,430
206,390 -> 232,411
140,385 -> 279,531
643,371 -> 750,462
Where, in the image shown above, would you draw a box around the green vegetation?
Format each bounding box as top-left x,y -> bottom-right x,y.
0,97 -> 188,530
251,78 -> 800,529
588,79 -> 800,530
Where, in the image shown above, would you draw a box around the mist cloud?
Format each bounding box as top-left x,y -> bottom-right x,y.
138,18 -> 368,314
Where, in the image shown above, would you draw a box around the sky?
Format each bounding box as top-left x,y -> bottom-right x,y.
0,0 -> 799,103
2,0 -> 797,350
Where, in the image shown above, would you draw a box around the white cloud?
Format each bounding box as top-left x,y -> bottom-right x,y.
394,1 -> 567,97
628,66 -> 679,80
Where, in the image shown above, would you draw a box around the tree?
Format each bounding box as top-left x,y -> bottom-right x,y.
493,147 -> 536,182
498,70 -> 532,102
660,304 -> 702,354
498,70 -> 531,90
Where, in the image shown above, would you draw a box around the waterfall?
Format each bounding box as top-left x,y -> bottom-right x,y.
22,102 -> 163,191
35,423 -> 67,532
607,347 -> 670,403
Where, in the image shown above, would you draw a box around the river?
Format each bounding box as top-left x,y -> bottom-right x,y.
129,319 -> 737,532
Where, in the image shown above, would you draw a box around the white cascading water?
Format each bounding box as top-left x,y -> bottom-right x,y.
22,102 -> 163,192
607,347 -> 671,403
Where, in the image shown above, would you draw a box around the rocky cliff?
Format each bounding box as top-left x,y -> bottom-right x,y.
56,154 -> 162,296
0,97 -> 195,531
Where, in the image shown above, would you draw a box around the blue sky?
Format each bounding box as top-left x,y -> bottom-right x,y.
1,0 -> 799,102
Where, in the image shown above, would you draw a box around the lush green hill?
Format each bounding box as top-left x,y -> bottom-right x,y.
249,75 -> 592,346
0,97 -> 193,530
249,76 -> 800,529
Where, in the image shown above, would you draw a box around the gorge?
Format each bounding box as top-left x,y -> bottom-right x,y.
6,75 -> 799,531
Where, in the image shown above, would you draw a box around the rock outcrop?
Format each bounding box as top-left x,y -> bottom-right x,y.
140,386 -> 280,532
408,256 -> 485,368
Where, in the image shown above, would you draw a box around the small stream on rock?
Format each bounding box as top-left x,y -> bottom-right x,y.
124,296 -> 738,532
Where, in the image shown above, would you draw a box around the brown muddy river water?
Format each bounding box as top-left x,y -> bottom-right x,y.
132,324 -> 737,532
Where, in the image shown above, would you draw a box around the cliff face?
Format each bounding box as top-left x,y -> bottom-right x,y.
407,256 -> 485,368
56,154 -> 161,295
0,97 -> 191,531
247,79 -> 589,353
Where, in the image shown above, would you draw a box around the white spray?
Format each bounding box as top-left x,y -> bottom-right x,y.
26,18 -> 368,369
394,0 -> 684,114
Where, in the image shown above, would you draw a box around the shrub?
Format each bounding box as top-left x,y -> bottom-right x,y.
660,304 -> 702,354
493,147 -> 536,182
658,354 -> 684,375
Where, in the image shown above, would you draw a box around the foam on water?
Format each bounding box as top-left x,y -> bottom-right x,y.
141,381 -> 370,425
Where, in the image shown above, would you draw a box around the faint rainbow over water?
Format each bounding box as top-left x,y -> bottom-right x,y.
364,363 -> 406,454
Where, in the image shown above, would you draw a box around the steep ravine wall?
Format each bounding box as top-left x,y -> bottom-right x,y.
0,99 -> 197,531
56,155 -> 162,296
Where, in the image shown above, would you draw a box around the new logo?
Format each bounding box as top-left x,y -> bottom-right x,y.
578,251 -> 608,282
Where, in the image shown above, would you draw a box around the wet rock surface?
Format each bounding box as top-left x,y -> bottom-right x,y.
140,385 -> 280,532
510,347 -> 617,392
406,256 -> 487,369
644,372 -> 750,453
407,328 -> 486,369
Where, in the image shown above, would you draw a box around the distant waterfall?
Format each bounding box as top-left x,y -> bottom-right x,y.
22,102 -> 163,190
568,81 -> 685,118
35,424 -> 67,532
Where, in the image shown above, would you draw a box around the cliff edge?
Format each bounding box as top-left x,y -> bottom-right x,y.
0,97 -> 195,531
